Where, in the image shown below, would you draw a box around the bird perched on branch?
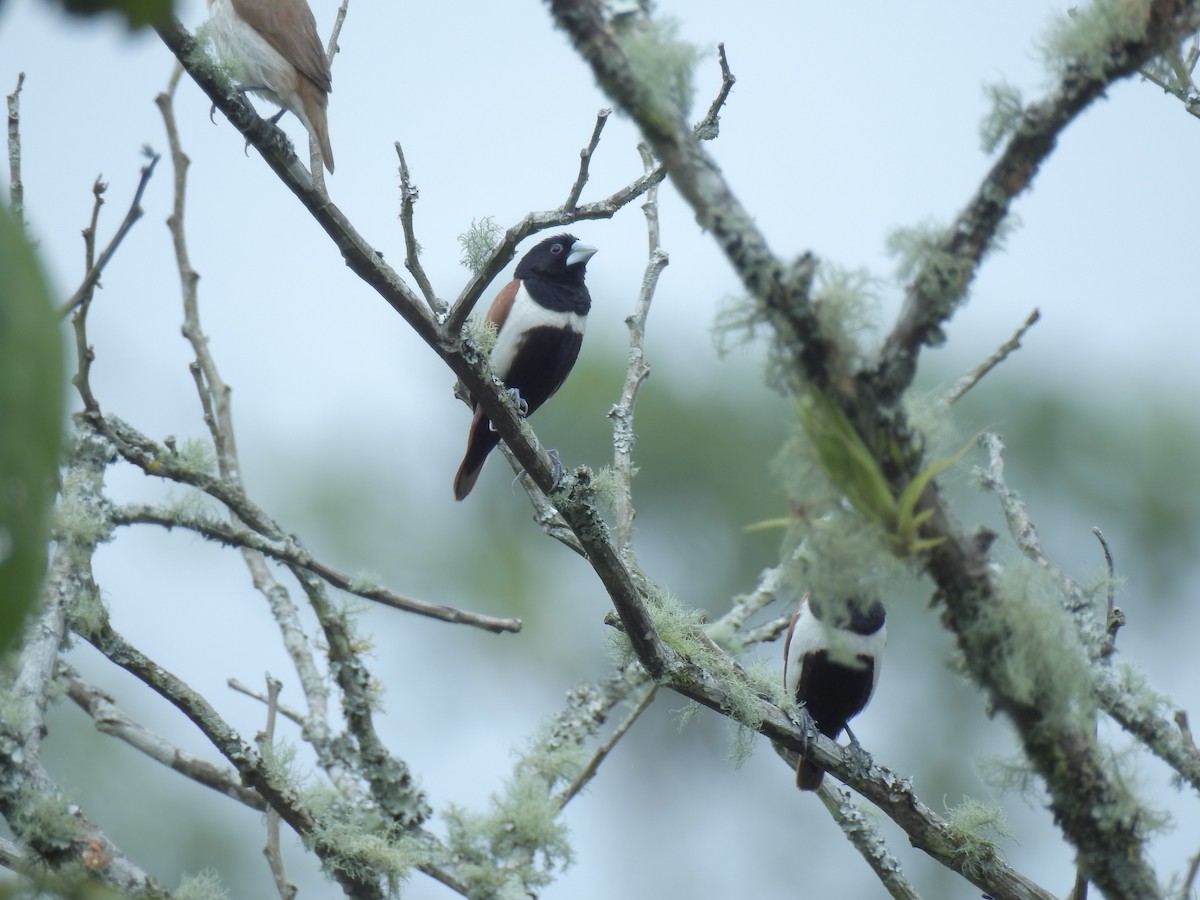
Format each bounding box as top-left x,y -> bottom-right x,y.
206,0 -> 335,173
454,233 -> 598,501
784,594 -> 886,790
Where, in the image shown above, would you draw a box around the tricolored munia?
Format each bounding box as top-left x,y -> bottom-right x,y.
783,593 -> 886,790
206,0 -> 335,173
453,233 -> 598,501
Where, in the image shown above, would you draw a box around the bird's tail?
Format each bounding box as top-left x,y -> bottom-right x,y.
295,79 -> 334,173
453,408 -> 501,501
795,757 -> 824,791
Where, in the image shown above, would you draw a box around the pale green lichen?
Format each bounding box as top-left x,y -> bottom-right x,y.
1041,0 -> 1152,80
619,18 -> 701,118
11,784 -> 86,858
979,81 -> 1025,153
943,796 -> 1013,877
166,437 -> 218,477
176,869 -> 232,900
983,561 -> 1096,724
306,790 -> 423,896
458,217 -> 504,275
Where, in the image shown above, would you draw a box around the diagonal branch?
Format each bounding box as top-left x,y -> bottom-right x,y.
59,152 -> 159,317
111,502 -> 521,632
63,670 -> 266,811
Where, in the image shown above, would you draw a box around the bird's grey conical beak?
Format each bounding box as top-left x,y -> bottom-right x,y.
567,243 -> 598,266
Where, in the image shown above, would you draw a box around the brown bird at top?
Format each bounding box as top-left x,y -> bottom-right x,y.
206,0 -> 335,173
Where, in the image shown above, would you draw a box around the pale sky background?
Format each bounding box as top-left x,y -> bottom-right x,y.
2,1 -> 1199,898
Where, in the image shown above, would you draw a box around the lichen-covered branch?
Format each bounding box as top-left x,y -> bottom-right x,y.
64,670 -> 267,811
548,2 -> 1200,898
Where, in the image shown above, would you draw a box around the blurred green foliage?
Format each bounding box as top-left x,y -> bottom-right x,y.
0,203 -> 64,654
36,0 -> 174,29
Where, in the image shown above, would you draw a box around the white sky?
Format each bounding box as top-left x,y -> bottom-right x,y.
2,1 -> 1199,897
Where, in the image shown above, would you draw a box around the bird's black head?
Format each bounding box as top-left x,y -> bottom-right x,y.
809,595 -> 886,636
515,233 -> 597,285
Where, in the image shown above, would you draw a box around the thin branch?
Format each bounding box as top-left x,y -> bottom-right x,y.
976,433 -> 1103,648
155,70 -> 351,798
608,142 -> 665,554
63,671 -> 266,811
443,152 -> 664,336
1092,526 -> 1124,658
555,684 -> 657,808
308,0 -> 350,189
395,141 -> 439,310
258,676 -> 297,900
112,503 -> 522,633
59,152 -> 159,317
69,176 -> 109,414
76,615 -> 385,900
874,7 -> 1200,404
288,566 -> 432,828
1180,842 -> 1200,900
228,677 -> 307,727
980,433 -> 1200,793
562,107 -> 610,211
943,308 -> 1040,406
7,72 -> 25,222
815,780 -> 924,900
767,734 -> 1052,900
156,17 -> 439,343
693,43 -> 735,141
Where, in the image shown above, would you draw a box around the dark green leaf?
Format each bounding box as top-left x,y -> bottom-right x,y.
0,203 -> 65,652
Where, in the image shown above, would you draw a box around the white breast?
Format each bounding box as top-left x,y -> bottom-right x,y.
784,601 -> 887,696
490,284 -> 587,379
206,0 -> 297,114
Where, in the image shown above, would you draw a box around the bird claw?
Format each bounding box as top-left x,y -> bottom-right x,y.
787,704 -> 816,754
509,450 -> 566,494
842,724 -> 873,779
547,449 -> 565,491
507,387 -> 530,418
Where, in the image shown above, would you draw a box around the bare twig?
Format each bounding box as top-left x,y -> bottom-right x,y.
443,151 -> 664,336
943,308 -> 1040,406
308,0 -> 349,191
562,108 -> 610,211
395,141 -> 440,310
7,72 -> 25,221
258,675 -> 297,900
228,677 -> 307,727
64,671 -> 266,811
608,142 -> 665,554
693,43 -> 735,141
69,175 -> 111,414
60,153 -> 159,317
112,502 -> 522,633
555,684 -> 657,807
1092,526 -> 1124,658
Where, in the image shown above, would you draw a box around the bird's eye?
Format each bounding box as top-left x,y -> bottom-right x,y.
550,243 -> 564,254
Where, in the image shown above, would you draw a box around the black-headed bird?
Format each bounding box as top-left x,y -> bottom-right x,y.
454,233 -> 597,500
784,594 -> 886,790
